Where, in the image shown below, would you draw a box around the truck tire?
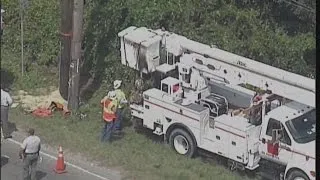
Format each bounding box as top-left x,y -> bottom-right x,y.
286,170 -> 309,180
169,128 -> 196,158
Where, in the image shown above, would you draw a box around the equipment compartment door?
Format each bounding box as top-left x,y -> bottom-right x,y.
228,135 -> 247,163
212,126 -> 230,158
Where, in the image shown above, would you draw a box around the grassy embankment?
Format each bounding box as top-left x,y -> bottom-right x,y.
4,50 -> 257,180
9,96 -> 258,180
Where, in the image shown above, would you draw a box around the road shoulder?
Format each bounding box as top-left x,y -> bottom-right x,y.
4,129 -> 122,180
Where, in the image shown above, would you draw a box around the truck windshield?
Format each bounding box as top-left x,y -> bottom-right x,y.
285,109 -> 315,144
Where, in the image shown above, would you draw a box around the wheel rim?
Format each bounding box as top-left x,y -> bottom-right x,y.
293,177 -> 306,180
173,135 -> 189,155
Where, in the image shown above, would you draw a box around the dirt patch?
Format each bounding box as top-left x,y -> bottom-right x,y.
12,88 -> 67,111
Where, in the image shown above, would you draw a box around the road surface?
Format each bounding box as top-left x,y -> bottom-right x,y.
1,138 -> 120,180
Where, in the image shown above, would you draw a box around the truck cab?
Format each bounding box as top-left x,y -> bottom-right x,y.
259,101 -> 315,180
160,77 -> 183,101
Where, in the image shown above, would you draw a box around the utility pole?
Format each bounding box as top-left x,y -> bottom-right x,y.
20,0 -> 26,77
68,0 -> 84,110
59,0 -> 73,100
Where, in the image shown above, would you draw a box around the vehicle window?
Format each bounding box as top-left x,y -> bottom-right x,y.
285,109 -> 315,144
162,84 -> 168,93
173,84 -> 179,93
195,59 -> 203,65
207,64 -> 215,70
168,53 -> 174,65
280,126 -> 292,146
266,118 -> 281,136
266,118 -> 292,146
175,55 -> 181,63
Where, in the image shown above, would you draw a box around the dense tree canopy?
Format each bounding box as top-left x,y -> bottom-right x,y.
1,0 -> 316,89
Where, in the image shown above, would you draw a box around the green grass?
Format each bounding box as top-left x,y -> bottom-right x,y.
9,86 -> 259,180
1,48 -> 59,94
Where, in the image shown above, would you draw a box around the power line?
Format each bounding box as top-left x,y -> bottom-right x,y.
278,0 -> 315,14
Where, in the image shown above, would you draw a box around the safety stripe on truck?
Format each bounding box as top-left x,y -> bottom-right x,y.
260,140 -> 315,160
144,100 -> 200,121
281,147 -> 315,160
215,126 -> 246,139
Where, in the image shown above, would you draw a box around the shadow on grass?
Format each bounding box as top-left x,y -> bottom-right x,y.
79,1 -> 131,103
1,68 -> 16,90
133,126 -> 260,180
198,149 -> 259,179
1,156 -> 9,167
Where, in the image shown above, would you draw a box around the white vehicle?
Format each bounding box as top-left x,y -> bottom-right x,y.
118,26 -> 316,180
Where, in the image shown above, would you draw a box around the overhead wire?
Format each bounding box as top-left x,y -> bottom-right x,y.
277,0 -> 315,14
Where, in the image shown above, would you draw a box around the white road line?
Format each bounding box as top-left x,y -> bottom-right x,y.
7,138 -> 111,180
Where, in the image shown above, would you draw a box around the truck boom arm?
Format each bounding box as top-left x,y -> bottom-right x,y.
118,27 -> 315,107
172,34 -> 315,107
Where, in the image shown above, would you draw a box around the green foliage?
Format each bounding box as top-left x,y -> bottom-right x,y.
82,0 -> 315,82
1,0 -> 59,91
2,0 -> 60,66
1,0 -> 315,87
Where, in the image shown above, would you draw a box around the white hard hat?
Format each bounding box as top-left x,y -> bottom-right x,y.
107,91 -> 116,99
113,80 -> 122,89
1,9 -> 5,13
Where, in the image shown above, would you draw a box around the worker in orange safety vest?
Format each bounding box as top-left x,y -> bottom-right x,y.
100,91 -> 118,142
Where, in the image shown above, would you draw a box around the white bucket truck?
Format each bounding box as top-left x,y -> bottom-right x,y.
118,26 -> 316,180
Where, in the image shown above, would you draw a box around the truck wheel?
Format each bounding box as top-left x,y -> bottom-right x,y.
287,170 -> 309,180
169,128 -> 196,158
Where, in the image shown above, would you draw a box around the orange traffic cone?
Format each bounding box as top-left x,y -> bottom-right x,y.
54,145 -> 67,174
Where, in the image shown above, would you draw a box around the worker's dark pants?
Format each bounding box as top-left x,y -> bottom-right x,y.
101,120 -> 115,142
23,153 -> 39,180
115,108 -> 123,131
1,105 -> 10,137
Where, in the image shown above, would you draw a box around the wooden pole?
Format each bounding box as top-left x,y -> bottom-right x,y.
68,0 -> 84,110
59,0 -> 73,100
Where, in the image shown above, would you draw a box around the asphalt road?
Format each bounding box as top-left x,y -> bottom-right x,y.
1,139 -> 117,180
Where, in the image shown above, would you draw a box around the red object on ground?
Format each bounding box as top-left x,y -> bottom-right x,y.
32,108 -> 52,118
54,145 -> 67,174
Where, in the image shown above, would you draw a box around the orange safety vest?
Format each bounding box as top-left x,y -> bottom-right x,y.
102,99 -> 117,122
